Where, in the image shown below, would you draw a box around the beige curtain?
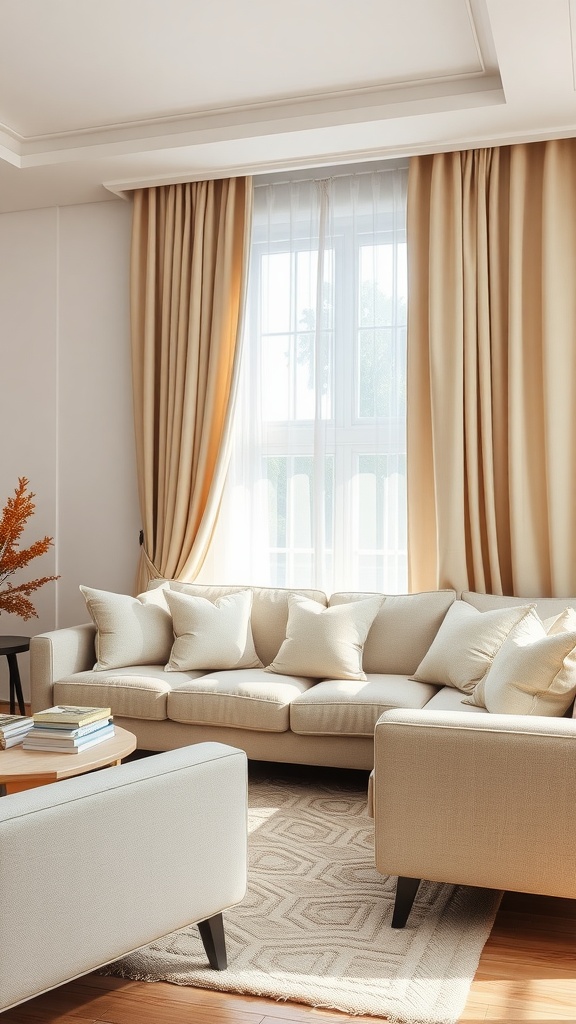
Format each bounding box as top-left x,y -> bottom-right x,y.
131,177 -> 253,592
408,140 -> 576,598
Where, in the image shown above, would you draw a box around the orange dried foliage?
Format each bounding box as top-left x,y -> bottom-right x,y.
0,477 -> 60,620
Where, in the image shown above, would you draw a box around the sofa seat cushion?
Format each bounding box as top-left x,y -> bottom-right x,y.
53,666 -> 194,721
423,686 -> 489,714
167,669 -> 316,732
289,675 -> 439,738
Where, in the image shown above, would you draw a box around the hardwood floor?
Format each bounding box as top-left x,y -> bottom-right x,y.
463,891 -> 576,1021
2,704 -> 575,1022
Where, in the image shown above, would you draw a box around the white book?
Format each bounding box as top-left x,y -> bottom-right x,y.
28,717 -> 113,740
0,722 -> 34,749
0,732 -> 29,750
23,725 -> 116,753
0,714 -> 34,736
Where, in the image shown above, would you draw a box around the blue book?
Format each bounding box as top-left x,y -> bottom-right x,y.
23,724 -> 116,751
30,717 -> 113,739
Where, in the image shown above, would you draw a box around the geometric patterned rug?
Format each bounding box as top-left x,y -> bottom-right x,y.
102,767 -> 502,1024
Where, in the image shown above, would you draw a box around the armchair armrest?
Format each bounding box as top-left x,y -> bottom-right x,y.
373,708 -> 576,900
30,623 -> 96,713
0,742 -> 248,1012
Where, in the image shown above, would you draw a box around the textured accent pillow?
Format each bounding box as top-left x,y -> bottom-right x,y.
80,584 -> 173,671
265,593 -> 383,681
465,606 -> 576,716
165,588 -> 262,672
543,607 -> 576,635
411,600 -> 533,694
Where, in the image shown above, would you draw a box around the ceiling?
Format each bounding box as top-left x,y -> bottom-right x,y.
1,0 -> 576,213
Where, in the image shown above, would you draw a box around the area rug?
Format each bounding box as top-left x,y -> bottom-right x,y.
103,769 -> 502,1024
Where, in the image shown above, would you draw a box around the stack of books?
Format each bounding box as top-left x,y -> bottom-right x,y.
0,713 -> 34,749
23,706 -> 114,753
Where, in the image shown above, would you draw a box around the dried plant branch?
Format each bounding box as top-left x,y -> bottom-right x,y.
0,477 -> 59,620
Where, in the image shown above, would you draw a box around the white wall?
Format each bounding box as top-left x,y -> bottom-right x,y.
0,199 -> 141,699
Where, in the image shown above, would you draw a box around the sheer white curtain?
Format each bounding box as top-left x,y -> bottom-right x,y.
199,166 -> 408,593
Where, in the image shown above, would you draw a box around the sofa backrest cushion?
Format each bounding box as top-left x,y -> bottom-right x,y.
329,590 -> 456,675
149,581 -> 327,667
462,591 -> 576,618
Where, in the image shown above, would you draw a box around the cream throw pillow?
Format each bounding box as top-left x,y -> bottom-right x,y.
80,584 -> 173,671
465,606 -> 576,715
165,588 -> 262,672
543,607 -> 576,635
411,600 -> 533,693
265,593 -> 383,681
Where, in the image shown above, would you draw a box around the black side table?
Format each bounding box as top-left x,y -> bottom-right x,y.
0,636 -> 29,715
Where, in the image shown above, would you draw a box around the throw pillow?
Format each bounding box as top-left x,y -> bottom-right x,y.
411,600 -> 533,693
80,584 -> 173,671
265,593 -> 383,681
165,588 -> 262,672
543,607 -> 576,635
465,606 -> 576,715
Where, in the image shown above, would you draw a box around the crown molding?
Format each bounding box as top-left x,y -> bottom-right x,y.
0,70 -> 503,170
103,122 -> 576,200
0,128 -> 21,166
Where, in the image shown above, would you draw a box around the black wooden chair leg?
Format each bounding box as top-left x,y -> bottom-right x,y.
7,653 -> 25,717
197,912 -> 228,970
391,876 -> 421,928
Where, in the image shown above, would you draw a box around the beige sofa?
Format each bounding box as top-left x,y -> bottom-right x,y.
0,742 -> 247,1012
30,583 -> 576,771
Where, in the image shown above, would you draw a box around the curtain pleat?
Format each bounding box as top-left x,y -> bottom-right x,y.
130,177 -> 253,591
408,140 -> 576,597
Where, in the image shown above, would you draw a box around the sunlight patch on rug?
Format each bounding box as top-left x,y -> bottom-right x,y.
103,773 -> 501,1024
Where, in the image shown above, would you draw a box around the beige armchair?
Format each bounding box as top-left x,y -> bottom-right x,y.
0,742 -> 247,1013
373,708 -> 576,927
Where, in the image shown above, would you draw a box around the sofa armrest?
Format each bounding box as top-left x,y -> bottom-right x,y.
0,741 -> 248,1011
373,708 -> 576,899
30,623 -> 97,712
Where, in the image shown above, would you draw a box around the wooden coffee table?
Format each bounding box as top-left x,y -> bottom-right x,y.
0,726 -> 137,795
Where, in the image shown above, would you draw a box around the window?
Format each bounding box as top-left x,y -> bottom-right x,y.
202,167 -> 408,594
